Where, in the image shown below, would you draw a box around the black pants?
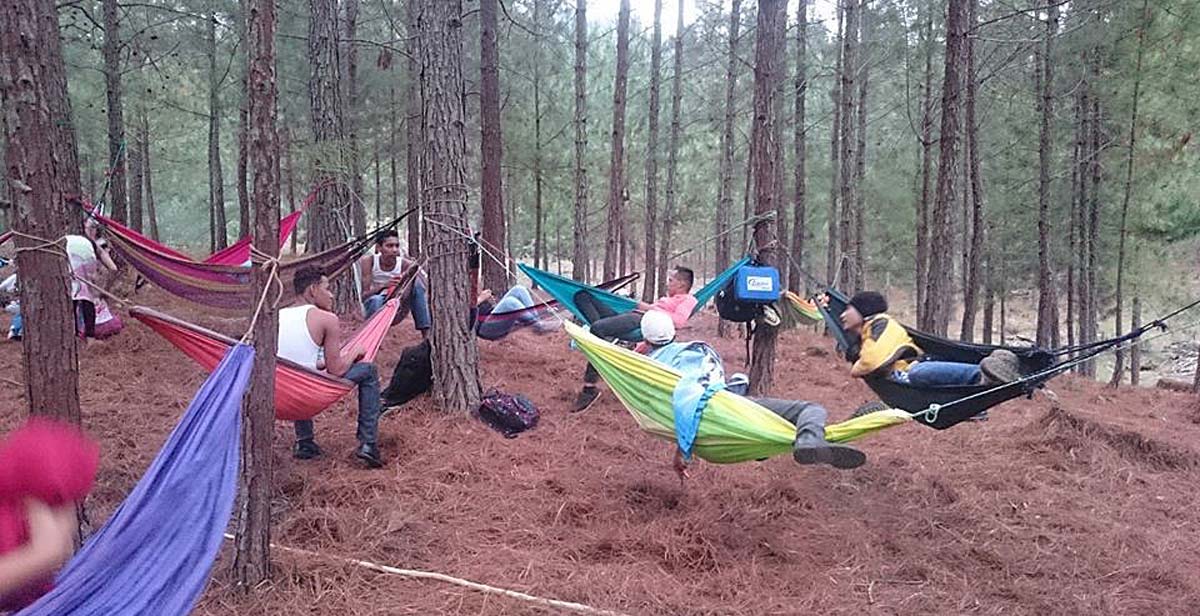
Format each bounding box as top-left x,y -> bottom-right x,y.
74,299 -> 96,339
575,290 -> 642,384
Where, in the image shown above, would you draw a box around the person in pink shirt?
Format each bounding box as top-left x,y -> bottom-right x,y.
570,266 -> 696,412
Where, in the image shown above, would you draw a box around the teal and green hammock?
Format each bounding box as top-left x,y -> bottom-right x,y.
565,322 -> 912,464
519,257 -> 751,326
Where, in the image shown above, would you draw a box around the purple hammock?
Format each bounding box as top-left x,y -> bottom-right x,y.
19,344 -> 253,615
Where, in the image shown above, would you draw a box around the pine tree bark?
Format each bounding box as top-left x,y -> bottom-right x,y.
641,0 -> 663,300
532,0 -> 546,273
959,0 -> 984,342
788,0 -> 808,291
373,148 -> 381,223
657,0 -> 685,298
838,0 -> 858,292
923,0 -> 968,337
419,0 -> 482,412
914,4 -> 934,326
237,0 -> 250,240
1109,0 -> 1149,387
0,0 -> 82,421
1033,4 -> 1059,347
208,11 -> 229,251
479,0 -> 508,292
1085,87 -> 1101,376
390,85 -> 399,220
1075,56 -> 1093,375
102,0 -> 127,225
603,0 -> 631,281
851,0 -> 868,292
771,6 -> 789,287
747,0 -> 786,396
1129,296 -> 1140,386
233,0 -> 279,586
715,0 -> 742,336
308,0 -> 356,312
1067,89 -> 1081,360
572,0 -> 590,282
826,3 -> 843,286
142,110 -> 159,241
40,0 -> 81,226
284,126 -> 297,253
405,0 -> 422,255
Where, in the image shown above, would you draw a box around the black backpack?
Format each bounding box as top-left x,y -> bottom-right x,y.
476,389 -> 539,438
716,281 -> 764,323
382,340 -> 433,408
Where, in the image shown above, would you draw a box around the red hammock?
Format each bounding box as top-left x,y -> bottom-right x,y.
131,299 -> 400,421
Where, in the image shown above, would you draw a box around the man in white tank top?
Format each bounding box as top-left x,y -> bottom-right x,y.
281,266 -> 387,468
358,229 -> 430,338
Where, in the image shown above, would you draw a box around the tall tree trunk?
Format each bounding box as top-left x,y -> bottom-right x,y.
1109,0 -> 1149,387
657,0 -> 684,297
237,0 -> 251,240
343,0 -> 366,237
715,0 -> 742,336
1085,86 -> 1101,376
747,0 -> 786,396
102,0 -> 127,225
771,5 -> 789,287
405,0 -> 422,255
1067,88 -> 1080,361
923,0 -> 968,337
308,0 -> 355,312
641,0 -> 663,300
1075,54 -> 1093,376
603,0 -> 631,281
142,111 -> 159,241
838,0 -> 858,292
788,0 -> 808,291
419,0 -> 482,412
128,90 -> 144,233
373,147 -> 381,223
208,11 -> 228,251
959,0 -> 984,342
914,4 -> 934,325
0,0 -> 82,421
390,85 -> 399,220
851,0 -> 869,292
479,0 -> 508,292
1129,296 -> 1140,386
41,0 -> 82,228
1034,4 -> 1058,347
284,126 -> 297,253
981,250 -> 995,344
532,0 -> 546,273
826,2 -> 843,286
572,0 -> 590,281
233,0 -> 279,586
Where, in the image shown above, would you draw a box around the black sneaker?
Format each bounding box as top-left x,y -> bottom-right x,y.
355,443 -> 384,469
570,387 -> 601,413
293,439 -> 323,460
793,444 -> 866,469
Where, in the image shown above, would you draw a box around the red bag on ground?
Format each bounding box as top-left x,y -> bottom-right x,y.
0,418 -> 100,611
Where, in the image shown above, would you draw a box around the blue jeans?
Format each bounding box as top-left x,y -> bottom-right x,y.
364,278 -> 431,332
904,361 -> 980,386
9,311 -> 21,337
477,286 -> 539,341
294,362 -> 382,445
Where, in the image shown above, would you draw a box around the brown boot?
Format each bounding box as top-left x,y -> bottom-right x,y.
980,349 -> 1022,384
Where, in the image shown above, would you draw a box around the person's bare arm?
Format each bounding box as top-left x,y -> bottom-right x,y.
94,241 -> 117,271
0,500 -> 77,596
637,301 -> 653,311
359,256 -> 378,299
315,310 -> 363,377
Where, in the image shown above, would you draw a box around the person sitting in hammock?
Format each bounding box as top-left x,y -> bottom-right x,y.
634,311 -> 866,480
571,266 -> 698,412
67,219 -> 118,341
474,286 -> 559,341
282,266 -> 386,468
358,229 -> 430,338
832,291 -> 1022,386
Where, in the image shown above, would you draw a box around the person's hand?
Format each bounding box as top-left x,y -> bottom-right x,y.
477,289 -> 494,304
636,301 -> 653,312
816,293 -> 831,308
351,344 -> 367,362
23,499 -> 77,568
315,359 -> 326,370
672,450 -> 690,485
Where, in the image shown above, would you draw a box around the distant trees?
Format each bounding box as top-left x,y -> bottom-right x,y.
480,0 -> 509,292
603,0 -> 631,281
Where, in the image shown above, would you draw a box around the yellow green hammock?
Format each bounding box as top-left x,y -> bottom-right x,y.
565,322 -> 913,464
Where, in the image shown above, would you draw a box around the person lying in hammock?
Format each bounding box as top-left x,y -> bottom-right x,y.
474,286 -> 559,341
358,229 -> 430,338
282,266 -> 387,468
833,291 -> 1022,386
571,266 -> 698,412
634,311 -> 866,479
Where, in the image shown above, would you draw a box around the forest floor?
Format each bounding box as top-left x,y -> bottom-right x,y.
3,286 -> 1200,615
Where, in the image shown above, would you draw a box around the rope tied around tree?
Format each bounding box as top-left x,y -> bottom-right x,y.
240,246 -> 285,345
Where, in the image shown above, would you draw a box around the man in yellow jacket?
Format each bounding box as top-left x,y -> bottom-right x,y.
838,291 -> 1021,386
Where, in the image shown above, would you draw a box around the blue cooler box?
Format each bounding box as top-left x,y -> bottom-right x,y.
733,266 -> 781,303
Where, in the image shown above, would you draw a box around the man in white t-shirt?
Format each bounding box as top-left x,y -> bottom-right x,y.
280,266 -> 385,468
357,229 -> 429,337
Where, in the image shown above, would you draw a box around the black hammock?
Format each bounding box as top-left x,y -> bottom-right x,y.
816,287 -> 1195,430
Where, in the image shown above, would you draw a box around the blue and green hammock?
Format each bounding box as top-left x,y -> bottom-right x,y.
518,257 -> 751,327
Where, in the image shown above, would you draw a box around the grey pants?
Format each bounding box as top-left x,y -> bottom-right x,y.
749,397 -> 827,439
